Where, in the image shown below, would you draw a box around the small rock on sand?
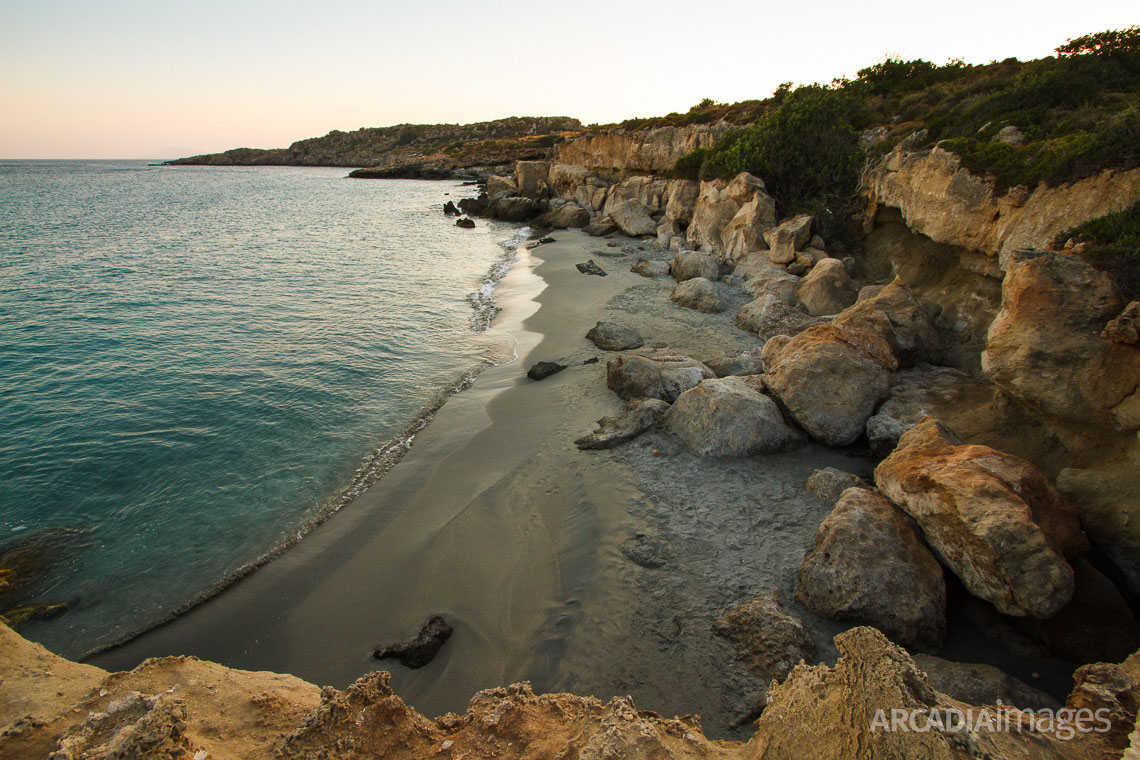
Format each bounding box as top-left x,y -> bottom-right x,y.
373,615 -> 454,669
576,260 -> 607,276
527,361 -> 566,381
586,322 -> 644,351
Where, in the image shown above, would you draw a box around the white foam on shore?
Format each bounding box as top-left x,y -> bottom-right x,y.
469,226 -> 530,333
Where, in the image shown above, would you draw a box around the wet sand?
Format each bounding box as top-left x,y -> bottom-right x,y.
90,228 -> 1073,738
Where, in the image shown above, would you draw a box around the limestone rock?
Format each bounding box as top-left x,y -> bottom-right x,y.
602,175 -> 669,217
805,467 -> 872,504
514,160 -> 550,198
575,398 -> 670,450
540,202 -> 589,228
687,173 -> 769,254
712,592 -> 816,684
608,199 -> 657,237
721,193 -> 778,261
631,258 -> 670,278
486,174 -> 517,197
833,277 -> 938,365
982,250 -> 1140,427
762,325 -> 897,447
669,250 -> 719,282
874,418 -> 1087,618
489,195 -> 542,222
864,364 -> 994,455
744,271 -> 799,304
664,376 -> 805,456
733,294 -> 825,342
703,351 -> 764,377
1104,301 -> 1140,344
655,218 -> 680,249
669,277 -> 722,313
586,321 -> 643,351
796,487 -> 946,652
664,178 -> 700,225
795,258 -> 858,316
763,214 -> 813,264
606,355 -> 713,403
913,654 -> 1059,709
583,215 -> 618,236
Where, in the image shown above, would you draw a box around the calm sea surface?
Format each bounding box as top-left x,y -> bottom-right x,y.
0,160 -> 520,657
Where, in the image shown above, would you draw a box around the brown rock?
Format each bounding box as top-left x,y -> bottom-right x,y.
833,277 -> 938,366
712,592 -> 816,684
796,488 -> 946,651
805,467 -> 872,504
795,258 -> 858,316
669,250 -> 719,282
763,214 -> 813,264
761,325 -> 897,447
1105,301 -> 1140,344
874,418 -> 1088,618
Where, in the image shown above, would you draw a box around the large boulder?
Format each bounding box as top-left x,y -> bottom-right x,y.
669,277 -> 722,313
514,161 -> 550,199
585,321 -> 644,351
608,200 -> 657,237
712,592 -> 816,684
703,350 -> 764,377
669,250 -> 719,282
664,179 -> 700,225
603,176 -> 668,216
744,271 -> 799,304
805,467 -> 872,504
664,376 -> 805,456
796,487 -> 946,652
874,418 -> 1088,618
575,398 -> 670,450
733,294 -> 825,342
687,173 -> 770,254
630,258 -> 670,278
721,193 -> 778,261
539,202 -> 590,229
486,175 -> 518,197
864,364 -> 994,456
834,277 -> 938,366
761,325 -> 897,447
606,355 -> 714,403
982,250 -> 1140,428
795,258 -> 858,316
763,214 -> 812,264
489,195 -> 542,222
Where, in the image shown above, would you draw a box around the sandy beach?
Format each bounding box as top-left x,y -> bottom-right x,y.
90,226 -> 1072,738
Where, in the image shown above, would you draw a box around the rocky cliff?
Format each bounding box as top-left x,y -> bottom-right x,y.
3,622 -> 1136,759
553,123 -> 730,174
167,116 -> 583,176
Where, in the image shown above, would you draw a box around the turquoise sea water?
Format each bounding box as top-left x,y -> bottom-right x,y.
0,160 -> 520,657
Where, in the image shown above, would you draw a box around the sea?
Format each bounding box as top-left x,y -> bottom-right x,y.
0,160 -> 524,658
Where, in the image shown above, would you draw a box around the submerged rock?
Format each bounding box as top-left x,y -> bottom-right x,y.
712,592 -> 816,684
575,397 -> 670,450
605,354 -> 713,403
586,321 -> 643,351
526,361 -> 566,381
669,277 -> 722,313
576,259 -> 608,276
874,418 -> 1087,618
761,325 -> 897,447
373,615 -> 454,669
796,487 -> 946,652
443,200 -> 459,216
664,376 -> 804,456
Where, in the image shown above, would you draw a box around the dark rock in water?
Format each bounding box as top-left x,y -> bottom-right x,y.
576,397 -> 670,450
373,615 -> 453,669
455,217 -> 476,228
576,260 -> 607,277
458,194 -> 488,216
585,321 -> 643,351
620,533 -> 670,568
443,200 -> 459,216
527,361 -> 566,381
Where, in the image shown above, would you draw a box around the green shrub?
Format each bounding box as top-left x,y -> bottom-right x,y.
1055,199 -> 1140,300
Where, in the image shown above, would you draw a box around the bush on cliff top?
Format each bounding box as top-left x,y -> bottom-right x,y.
1056,200 -> 1140,302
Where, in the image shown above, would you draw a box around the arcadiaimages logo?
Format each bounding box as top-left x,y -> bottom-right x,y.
869,701 -> 1113,741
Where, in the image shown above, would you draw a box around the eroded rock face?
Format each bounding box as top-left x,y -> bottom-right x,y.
733,294 -> 825,342
874,418 -> 1087,618
796,487 -> 946,652
606,355 -> 714,403
664,179 -> 700,226
515,161 -> 550,199
586,321 -> 644,351
834,277 -> 938,366
982,250 -> 1140,428
575,397 -> 670,450
669,277 -> 723,313
795,258 -> 858,316
554,123 -> 727,173
761,325 -> 897,447
664,376 -> 805,456
712,592 -> 816,684
669,250 -> 719,282
864,143 -> 1140,269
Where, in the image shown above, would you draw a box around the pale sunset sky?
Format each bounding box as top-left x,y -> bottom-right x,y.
1,0 -> 1135,159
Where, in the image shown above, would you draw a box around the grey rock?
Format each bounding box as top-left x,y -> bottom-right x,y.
576,259 -> 607,276
669,277 -> 722,313
631,258 -> 670,278
664,376 -> 805,456
586,321 -> 643,351
455,217 -> 476,228
584,216 -> 619,236
606,354 -> 713,402
620,533 -> 670,568
733,294 -> 826,342
575,397 -> 670,450
763,214 -> 812,264
795,258 -> 858,316
713,592 -> 816,684
669,250 -> 719,282
373,615 -> 454,669
609,199 -> 658,237
915,654 -> 1060,709
834,278 -> 937,366
526,361 -> 566,381
704,351 -> 764,377
805,467 -> 872,504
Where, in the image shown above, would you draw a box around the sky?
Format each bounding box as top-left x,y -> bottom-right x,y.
1,0 -> 1135,158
